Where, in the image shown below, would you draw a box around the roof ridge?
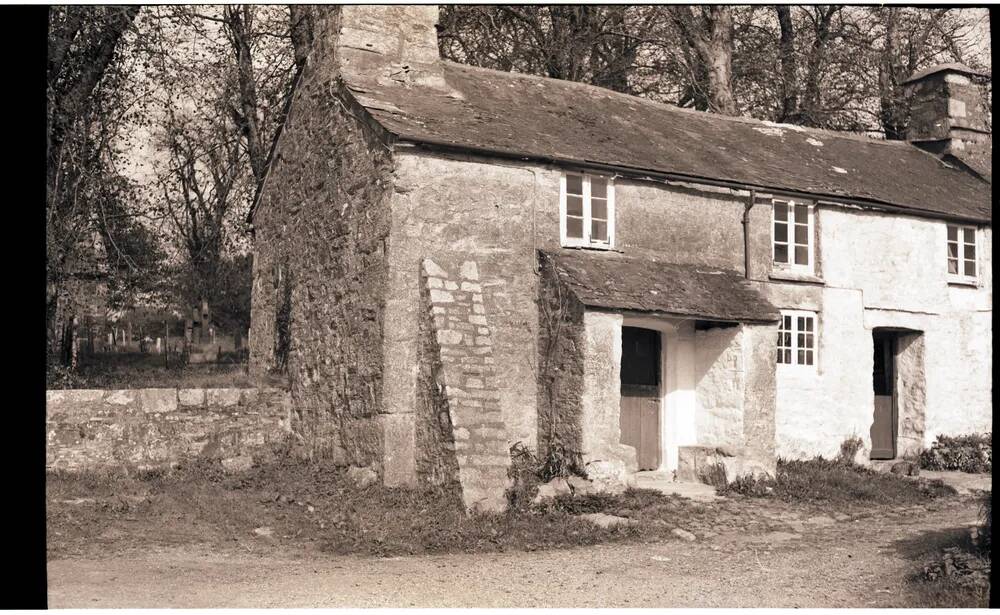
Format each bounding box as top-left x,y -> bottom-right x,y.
440,60 -> 914,149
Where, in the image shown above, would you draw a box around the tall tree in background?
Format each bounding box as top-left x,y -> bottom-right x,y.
666,6 -> 737,115
440,6 -> 990,133
46,6 -> 146,363
143,5 -> 296,334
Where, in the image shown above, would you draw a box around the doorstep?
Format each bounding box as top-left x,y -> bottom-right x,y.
633,470 -> 722,502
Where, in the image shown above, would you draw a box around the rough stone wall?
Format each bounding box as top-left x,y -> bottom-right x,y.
46,388 -> 291,471
740,323 -> 778,472
417,257 -> 511,512
693,325 -> 745,449
386,153 -> 544,457
906,71 -> 990,142
336,5 -> 443,85
617,181 -> 748,271
536,255 -> 586,460
895,332 -> 927,459
248,63 -> 393,469
580,311 -> 637,489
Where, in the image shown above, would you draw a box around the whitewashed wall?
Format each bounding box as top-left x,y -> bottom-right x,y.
772,206 -> 992,460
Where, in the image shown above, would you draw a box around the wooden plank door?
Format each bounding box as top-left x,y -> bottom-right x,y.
870,333 -> 897,460
620,327 -> 661,471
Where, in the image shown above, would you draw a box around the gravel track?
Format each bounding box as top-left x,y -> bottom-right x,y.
47,496 -> 983,607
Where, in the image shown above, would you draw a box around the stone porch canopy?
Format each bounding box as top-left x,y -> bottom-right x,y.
539,249 -> 780,324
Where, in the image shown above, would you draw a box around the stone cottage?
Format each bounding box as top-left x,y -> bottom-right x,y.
248,6 -> 992,511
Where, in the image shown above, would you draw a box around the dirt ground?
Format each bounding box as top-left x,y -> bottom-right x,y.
47,492 -> 986,608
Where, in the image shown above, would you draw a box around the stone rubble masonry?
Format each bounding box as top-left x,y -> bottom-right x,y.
46,387 -> 292,472
417,257 -> 512,513
535,256 -> 586,462
247,43 -> 394,475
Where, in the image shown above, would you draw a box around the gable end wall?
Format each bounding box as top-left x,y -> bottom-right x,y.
248,77 -> 394,470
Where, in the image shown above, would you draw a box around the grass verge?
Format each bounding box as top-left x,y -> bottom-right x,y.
47,354 -> 286,390
720,457 -> 957,505
47,454 -> 720,559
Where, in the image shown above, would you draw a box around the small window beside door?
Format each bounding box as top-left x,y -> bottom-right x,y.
946,224 -> 977,284
772,199 -> 814,274
777,310 -> 817,367
561,173 -> 614,249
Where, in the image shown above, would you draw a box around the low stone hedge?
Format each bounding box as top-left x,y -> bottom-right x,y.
46,387 -> 292,472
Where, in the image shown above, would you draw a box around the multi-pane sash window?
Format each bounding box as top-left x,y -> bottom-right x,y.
561,173 -> 614,248
773,200 -> 814,273
946,224 -> 977,281
777,310 -> 816,367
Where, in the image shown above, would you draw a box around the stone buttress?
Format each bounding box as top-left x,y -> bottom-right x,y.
416,257 -> 512,512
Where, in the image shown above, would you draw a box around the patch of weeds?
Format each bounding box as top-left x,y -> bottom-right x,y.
909,574 -> 990,608
505,441 -> 585,510
920,433 -> 992,474
719,473 -> 773,497
699,462 -> 728,490
506,442 -> 543,511
837,435 -> 864,464
719,457 -> 956,505
537,440 -> 586,482
978,491 -> 991,557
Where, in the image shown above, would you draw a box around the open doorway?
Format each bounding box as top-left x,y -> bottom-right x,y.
871,330 -> 898,459
620,326 -> 661,470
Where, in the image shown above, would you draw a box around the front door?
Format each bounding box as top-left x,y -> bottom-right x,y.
870,332 -> 897,460
620,327 -> 661,471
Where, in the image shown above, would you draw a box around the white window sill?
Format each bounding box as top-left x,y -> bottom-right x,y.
769,269 -> 825,285
947,277 -> 979,288
561,242 -> 616,251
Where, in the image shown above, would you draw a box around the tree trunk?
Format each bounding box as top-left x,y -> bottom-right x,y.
289,5 -> 314,69
225,6 -> 267,182
669,6 -> 737,116
775,7 -> 798,122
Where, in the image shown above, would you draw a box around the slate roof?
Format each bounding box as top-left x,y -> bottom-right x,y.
344,61 -> 991,223
540,249 -> 780,324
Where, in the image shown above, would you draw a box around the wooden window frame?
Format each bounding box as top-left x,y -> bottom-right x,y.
946,224 -> 978,285
772,199 -> 815,275
560,172 -> 615,249
777,309 -> 817,368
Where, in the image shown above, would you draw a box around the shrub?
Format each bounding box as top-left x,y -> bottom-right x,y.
920,433 -> 992,473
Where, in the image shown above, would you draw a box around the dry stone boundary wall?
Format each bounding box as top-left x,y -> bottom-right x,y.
46,387 -> 292,472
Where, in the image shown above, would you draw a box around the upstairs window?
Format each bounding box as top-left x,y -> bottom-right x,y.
777,310 -> 816,367
561,173 -> 614,248
947,224 -> 977,282
772,199 -> 814,274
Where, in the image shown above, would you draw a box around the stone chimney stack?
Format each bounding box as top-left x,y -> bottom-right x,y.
903,63 -> 991,171
309,5 -> 445,88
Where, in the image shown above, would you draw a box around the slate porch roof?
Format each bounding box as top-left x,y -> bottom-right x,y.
539,249 -> 780,324
343,61 -> 991,224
